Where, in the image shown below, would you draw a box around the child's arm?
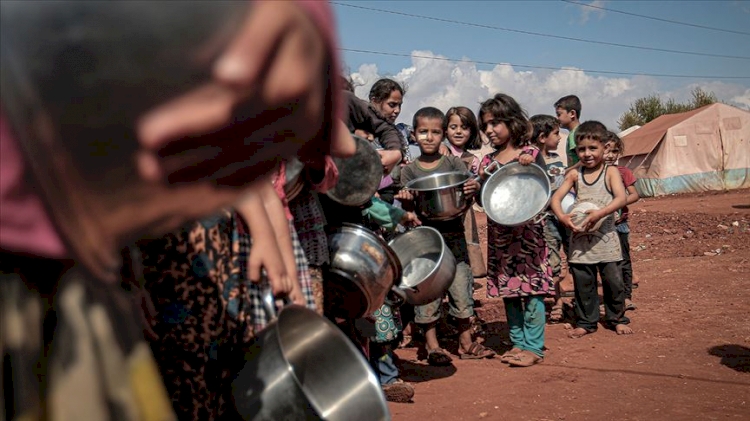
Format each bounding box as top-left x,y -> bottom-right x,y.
363,197 -> 421,231
579,167 -> 627,232
395,164 -> 416,210
234,182 -> 296,300
550,168 -> 579,231
625,185 -> 640,206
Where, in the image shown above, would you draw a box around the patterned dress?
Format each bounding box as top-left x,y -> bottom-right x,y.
480,153 -> 554,299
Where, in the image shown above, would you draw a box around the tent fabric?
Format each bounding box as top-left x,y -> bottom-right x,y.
620,103 -> 750,197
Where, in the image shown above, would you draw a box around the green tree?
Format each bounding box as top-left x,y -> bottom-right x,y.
617,87 -> 717,131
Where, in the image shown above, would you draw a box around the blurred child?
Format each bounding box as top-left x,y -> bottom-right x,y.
554,95 -> 582,167
603,131 -> 640,311
445,106 -> 487,280
550,121 -> 632,338
397,107 -> 494,365
530,114 -> 566,323
478,94 -> 553,367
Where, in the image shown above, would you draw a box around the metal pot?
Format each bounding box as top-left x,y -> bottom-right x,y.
284,157 -> 306,202
405,171 -> 474,221
326,224 -> 402,319
232,291 -> 389,421
326,135 -> 383,206
561,191 -> 576,214
388,226 -> 456,306
481,162 -> 551,226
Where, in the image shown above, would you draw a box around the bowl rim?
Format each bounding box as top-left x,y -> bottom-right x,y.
405,171 -> 473,192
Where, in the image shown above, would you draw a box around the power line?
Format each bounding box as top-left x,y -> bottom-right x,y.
561,0 -> 750,37
341,48 -> 750,80
332,2 -> 750,61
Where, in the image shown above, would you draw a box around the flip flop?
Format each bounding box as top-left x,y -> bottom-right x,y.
459,342 -> 496,360
427,348 -> 453,366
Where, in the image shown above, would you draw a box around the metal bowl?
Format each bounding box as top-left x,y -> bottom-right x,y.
405,171 -> 474,221
327,223 -> 402,318
481,163 -> 551,226
388,226 -> 456,306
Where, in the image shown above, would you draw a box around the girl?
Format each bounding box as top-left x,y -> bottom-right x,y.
445,106 -> 486,279
478,94 -> 554,367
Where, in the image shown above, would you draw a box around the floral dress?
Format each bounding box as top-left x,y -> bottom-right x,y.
480,153 -> 554,299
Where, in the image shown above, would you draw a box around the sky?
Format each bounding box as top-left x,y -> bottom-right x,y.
332,0 -> 750,131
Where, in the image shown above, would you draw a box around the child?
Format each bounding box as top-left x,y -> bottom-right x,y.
445,106 -> 487,280
550,121 -> 632,338
362,197 -> 421,402
478,94 -> 553,367
530,114 -> 566,323
396,107 -> 495,365
554,95 -> 582,167
603,131 -> 641,311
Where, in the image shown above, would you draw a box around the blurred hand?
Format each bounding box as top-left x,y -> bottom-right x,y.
395,189 -> 414,202
378,149 -> 402,174
518,153 -> 535,166
400,212 -> 422,227
354,129 -> 374,141
438,143 -> 451,156
463,178 -> 480,196
137,1 -> 330,185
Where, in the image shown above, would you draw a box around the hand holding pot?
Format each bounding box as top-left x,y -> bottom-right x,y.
463,177 -> 480,196
400,212 -> 422,227
395,188 -> 414,202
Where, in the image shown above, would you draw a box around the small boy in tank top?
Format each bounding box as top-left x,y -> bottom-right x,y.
550,121 -> 632,338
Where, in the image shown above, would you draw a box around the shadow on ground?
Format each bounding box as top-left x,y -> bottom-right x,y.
708,344 -> 750,373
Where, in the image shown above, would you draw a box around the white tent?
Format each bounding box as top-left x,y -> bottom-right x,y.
620,103 -> 750,197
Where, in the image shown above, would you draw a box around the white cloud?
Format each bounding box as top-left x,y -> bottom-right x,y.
348,50 -> 749,131
577,0 -> 607,24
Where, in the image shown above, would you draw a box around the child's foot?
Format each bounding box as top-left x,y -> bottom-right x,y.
458,342 -> 496,360
426,348 -> 453,366
625,299 -> 637,311
548,304 -> 564,323
382,379 -> 415,403
500,347 -> 523,364
567,327 -> 594,339
599,304 -> 605,318
507,350 -> 543,367
615,324 -> 634,335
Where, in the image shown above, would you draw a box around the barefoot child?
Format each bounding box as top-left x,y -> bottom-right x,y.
530,114 -> 566,323
603,131 -> 640,311
550,121 -> 632,338
478,94 -> 554,367
397,106 -> 495,365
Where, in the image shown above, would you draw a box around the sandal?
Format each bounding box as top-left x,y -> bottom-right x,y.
508,350 -> 543,367
500,347 -> 523,364
459,342 -> 496,360
427,348 -> 453,366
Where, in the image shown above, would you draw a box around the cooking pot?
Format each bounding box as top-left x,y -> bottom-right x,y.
232,290 -> 389,421
481,162 -> 551,226
561,191 -> 576,214
0,2 -> 311,280
326,224 -> 402,318
404,171 -> 474,221
326,135 -> 383,206
388,226 -> 456,306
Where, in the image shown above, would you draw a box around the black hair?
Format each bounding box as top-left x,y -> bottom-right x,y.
604,130 -> 625,154
478,93 -> 532,148
530,114 -> 560,144
554,95 -> 582,120
368,78 -> 404,103
412,106 -> 445,130
575,120 -> 608,145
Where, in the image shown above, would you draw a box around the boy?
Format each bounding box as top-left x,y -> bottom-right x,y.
530,114 -> 567,322
550,121 -> 632,338
396,107 -> 495,364
554,95 -> 582,167
603,132 -> 641,311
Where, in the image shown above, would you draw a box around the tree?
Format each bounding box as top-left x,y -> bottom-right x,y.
617,87 -> 717,131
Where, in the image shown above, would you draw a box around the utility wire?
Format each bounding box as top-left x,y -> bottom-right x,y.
341,48 -> 750,79
561,0 -> 750,37
332,2 -> 750,60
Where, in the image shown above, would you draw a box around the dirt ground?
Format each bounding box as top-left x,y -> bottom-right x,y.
389,188 -> 750,421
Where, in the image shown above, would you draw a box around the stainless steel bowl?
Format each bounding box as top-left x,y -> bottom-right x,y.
233,303 -> 389,421
388,227 -> 456,306
327,224 -> 402,318
405,171 -> 474,221
481,163 -> 551,226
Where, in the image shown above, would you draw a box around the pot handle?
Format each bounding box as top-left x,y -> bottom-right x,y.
387,286 -> 407,306
261,285 -> 279,321
483,160 -> 500,175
